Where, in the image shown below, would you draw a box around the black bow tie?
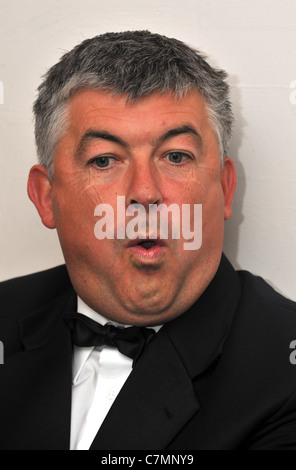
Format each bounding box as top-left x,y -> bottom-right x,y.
64,312 -> 156,365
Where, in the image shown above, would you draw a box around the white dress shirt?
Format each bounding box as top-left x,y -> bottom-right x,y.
70,297 -> 161,450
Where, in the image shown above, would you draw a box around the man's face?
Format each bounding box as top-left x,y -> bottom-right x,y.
29,89 -> 236,326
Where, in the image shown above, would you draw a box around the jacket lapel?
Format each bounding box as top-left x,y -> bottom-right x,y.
90,327 -> 200,450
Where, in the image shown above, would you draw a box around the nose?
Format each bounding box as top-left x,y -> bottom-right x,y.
125,159 -> 163,209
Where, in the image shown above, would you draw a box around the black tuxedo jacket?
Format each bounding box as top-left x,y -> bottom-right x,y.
1,254 -> 296,450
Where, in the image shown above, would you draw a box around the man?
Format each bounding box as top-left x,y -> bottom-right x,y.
0,31 -> 296,450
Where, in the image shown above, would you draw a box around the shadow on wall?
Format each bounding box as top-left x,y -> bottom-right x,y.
223,75 -> 246,269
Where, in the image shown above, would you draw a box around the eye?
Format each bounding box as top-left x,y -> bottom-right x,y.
92,156 -> 116,169
165,152 -> 191,164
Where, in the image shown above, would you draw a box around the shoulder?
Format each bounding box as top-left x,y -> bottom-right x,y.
226,269 -> 296,388
0,265 -> 71,320
237,269 -> 296,327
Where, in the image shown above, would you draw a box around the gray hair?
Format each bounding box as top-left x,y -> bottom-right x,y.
33,30 -> 233,177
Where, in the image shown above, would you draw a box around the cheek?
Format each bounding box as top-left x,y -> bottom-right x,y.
51,178 -> 123,263
175,162 -> 215,203
50,185 -> 98,251
53,175 -> 112,221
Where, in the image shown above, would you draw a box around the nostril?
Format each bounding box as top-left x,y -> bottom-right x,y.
129,199 -> 160,207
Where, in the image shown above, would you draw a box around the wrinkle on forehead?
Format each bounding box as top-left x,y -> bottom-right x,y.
66,88 -> 209,145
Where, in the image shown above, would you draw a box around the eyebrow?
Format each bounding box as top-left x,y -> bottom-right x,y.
77,124 -> 202,156
77,130 -> 128,157
156,125 -> 202,148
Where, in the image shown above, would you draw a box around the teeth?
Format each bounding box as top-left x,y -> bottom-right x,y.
139,241 -> 156,250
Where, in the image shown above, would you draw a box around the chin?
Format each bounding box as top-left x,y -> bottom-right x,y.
123,291 -> 177,323
128,296 -> 170,317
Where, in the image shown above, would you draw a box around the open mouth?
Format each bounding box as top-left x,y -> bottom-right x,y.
126,237 -> 167,264
137,241 -> 157,250
126,237 -> 166,249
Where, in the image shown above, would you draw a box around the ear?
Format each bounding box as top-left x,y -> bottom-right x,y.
27,165 -> 56,229
220,157 -> 237,220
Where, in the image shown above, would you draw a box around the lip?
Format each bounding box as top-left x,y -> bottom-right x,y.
125,238 -> 167,264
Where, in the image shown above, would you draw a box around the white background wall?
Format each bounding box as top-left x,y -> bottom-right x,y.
0,0 -> 295,301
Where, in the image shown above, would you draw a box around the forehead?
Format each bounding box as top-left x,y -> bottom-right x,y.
66,88 -> 211,142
